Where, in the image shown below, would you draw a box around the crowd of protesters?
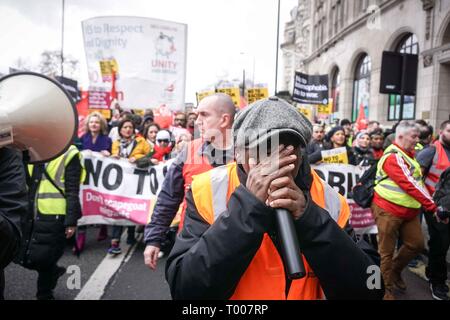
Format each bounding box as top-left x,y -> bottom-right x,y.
2,93 -> 449,301
306,117 -> 450,300
75,106 -> 198,256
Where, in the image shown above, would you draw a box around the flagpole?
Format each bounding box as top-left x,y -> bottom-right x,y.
275,0 -> 281,96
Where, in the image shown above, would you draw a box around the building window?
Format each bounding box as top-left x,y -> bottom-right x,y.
331,68 -> 340,113
388,33 -> 419,121
352,54 -> 371,122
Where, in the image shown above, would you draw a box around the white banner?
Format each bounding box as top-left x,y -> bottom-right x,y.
82,16 -> 187,111
79,151 -> 175,226
312,163 -> 377,234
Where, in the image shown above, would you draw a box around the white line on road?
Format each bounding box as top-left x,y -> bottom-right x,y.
75,232 -> 142,300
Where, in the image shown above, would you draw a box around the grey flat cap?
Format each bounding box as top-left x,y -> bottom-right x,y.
233,96 -> 313,149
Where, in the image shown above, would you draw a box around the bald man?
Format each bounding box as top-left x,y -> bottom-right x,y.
144,94 -> 236,270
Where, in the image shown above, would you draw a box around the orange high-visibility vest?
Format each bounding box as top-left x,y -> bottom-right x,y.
190,162 -> 350,300
178,139 -> 213,231
424,141 -> 450,195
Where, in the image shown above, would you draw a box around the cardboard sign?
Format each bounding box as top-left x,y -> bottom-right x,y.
216,87 -> 240,107
246,87 -> 269,104
321,147 -> 349,164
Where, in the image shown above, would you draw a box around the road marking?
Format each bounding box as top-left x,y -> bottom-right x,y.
75,232 -> 142,300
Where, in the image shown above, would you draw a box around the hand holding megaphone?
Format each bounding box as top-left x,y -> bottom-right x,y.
0,72 -> 77,163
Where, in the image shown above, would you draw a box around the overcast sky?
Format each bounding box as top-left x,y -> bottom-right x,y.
0,0 -> 297,104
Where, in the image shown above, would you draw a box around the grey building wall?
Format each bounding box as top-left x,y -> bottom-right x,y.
281,0 -> 450,129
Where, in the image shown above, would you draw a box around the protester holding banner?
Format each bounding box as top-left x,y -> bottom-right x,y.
111,119 -> 150,163
109,111 -> 132,142
76,112 -> 113,253
143,93 -> 235,270
165,97 -> 383,300
372,121 -> 437,300
322,126 -> 356,165
135,123 -> 160,168
81,112 -> 112,155
109,119 -> 150,255
143,123 -> 160,150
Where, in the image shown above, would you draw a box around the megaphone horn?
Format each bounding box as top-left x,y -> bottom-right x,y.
0,72 -> 78,163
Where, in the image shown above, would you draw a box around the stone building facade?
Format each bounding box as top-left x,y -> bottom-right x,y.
281,0 -> 450,129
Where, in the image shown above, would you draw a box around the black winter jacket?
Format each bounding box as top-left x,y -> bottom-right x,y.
16,156 -> 82,270
166,161 -> 384,300
0,148 -> 28,269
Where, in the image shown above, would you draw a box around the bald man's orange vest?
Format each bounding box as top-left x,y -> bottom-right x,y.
190,162 -> 350,300
178,139 -> 213,231
424,141 -> 450,195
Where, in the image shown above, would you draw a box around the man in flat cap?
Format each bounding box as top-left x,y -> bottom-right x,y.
165,97 -> 383,300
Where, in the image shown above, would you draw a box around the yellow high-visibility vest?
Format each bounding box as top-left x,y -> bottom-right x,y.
374,144 -> 425,209
415,143 -> 424,151
28,145 -> 86,215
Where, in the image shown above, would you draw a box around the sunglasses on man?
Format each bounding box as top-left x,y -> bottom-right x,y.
158,139 -> 170,143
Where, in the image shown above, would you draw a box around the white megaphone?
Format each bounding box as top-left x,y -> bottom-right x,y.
0,72 -> 77,163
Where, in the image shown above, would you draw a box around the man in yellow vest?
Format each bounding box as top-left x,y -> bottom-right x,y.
372,121 -> 437,300
166,97 -> 384,300
16,145 -> 85,300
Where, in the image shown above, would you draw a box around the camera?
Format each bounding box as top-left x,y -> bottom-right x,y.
436,206 -> 450,220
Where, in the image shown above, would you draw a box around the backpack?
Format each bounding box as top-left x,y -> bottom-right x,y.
433,166 -> 450,210
352,150 -> 396,208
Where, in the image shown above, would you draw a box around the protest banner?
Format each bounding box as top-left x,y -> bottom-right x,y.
99,59 -> 119,81
292,72 -> 329,105
297,107 -> 313,120
317,99 -> 333,115
312,163 -> 377,234
216,86 -> 241,107
246,87 -> 269,104
196,90 -> 215,104
321,147 -> 349,164
82,16 -> 187,111
78,151 -> 176,226
88,89 -> 113,109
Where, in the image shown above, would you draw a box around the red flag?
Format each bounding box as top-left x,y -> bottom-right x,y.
356,102 -> 368,131
110,71 -> 117,100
